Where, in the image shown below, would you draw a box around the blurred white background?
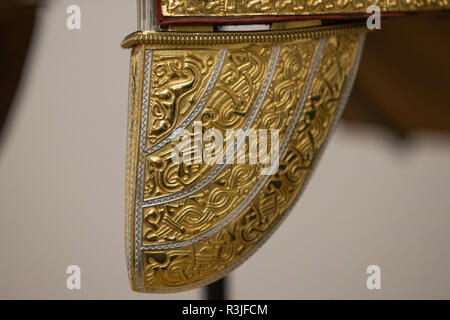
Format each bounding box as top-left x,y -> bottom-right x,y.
0,0 -> 449,299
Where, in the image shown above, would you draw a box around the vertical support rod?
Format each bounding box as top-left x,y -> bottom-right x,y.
137,0 -> 158,31
204,277 -> 228,300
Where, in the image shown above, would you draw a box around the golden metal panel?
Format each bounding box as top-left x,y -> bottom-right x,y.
124,25 -> 365,292
142,40 -> 318,245
160,0 -> 450,17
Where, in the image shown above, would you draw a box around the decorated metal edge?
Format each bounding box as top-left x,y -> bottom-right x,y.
121,22 -> 368,48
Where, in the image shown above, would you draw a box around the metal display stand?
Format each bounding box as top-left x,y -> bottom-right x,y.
205,277 -> 227,300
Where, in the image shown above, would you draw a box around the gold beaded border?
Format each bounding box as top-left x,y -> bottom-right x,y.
121,23 -> 368,48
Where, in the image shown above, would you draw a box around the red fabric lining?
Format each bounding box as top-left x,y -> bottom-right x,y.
155,0 -> 164,22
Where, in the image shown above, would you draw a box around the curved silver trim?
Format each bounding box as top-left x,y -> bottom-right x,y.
133,49 -> 153,291
141,39 -> 326,251
142,45 -> 281,207
125,49 -> 142,282
144,49 -> 227,155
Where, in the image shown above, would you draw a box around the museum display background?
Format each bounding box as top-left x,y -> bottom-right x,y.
0,0 -> 449,299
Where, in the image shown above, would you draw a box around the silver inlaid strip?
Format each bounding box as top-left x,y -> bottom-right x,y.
142,45 -> 281,208
141,39 -> 326,251
134,49 -> 153,291
144,49 -> 227,155
125,49 -> 141,281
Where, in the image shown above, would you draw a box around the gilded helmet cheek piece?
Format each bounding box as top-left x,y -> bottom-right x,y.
122,0 -> 450,293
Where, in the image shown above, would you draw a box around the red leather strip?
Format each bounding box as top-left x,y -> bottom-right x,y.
155,0 -> 164,23
158,13 -> 408,26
